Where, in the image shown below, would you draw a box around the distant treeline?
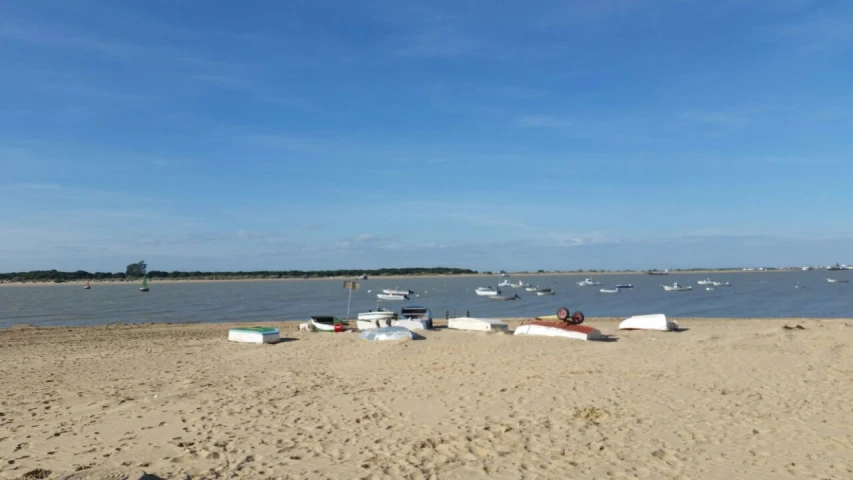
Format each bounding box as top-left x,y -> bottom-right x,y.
0,267 -> 479,283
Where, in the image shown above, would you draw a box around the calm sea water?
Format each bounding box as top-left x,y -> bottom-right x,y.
0,271 -> 850,328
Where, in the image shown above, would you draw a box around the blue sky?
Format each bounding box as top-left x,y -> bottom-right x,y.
1,0 -> 851,272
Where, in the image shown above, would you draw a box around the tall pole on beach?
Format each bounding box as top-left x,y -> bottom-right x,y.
343,280 -> 360,320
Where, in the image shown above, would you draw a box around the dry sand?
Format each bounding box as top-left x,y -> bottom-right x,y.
2,318 -> 852,479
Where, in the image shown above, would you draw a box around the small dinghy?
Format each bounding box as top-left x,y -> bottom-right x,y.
228,326 -> 280,344
618,314 -> 678,332
616,284 -> 633,289
448,317 -> 509,332
662,282 -> 692,292
475,286 -> 500,296
377,293 -> 409,301
310,316 -> 347,332
827,278 -> 849,283
359,326 -> 418,341
600,288 -> 619,294
489,294 -> 521,301
382,288 -> 414,295
513,307 -> 600,341
356,309 -> 397,330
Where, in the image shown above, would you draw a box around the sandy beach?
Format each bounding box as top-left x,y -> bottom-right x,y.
2,318 -> 852,479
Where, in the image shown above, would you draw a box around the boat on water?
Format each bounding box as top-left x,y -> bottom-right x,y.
712,281 -> 731,287
535,290 -> 555,296
511,280 -> 531,288
600,288 -> 619,294
662,282 -> 692,292
377,293 -> 409,301
827,278 -> 849,283
646,269 -> 670,275
310,316 -> 347,332
359,274 -> 369,280
382,288 -> 414,295
475,286 -> 501,296
616,284 -> 633,289
83,280 -> 91,290
139,276 -> 149,292
706,287 -> 715,291
498,279 -> 512,287
577,278 -> 601,287
489,294 -> 521,301
697,278 -> 714,285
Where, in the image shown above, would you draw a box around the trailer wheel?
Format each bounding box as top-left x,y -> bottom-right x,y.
570,311 -> 585,325
557,307 -> 570,321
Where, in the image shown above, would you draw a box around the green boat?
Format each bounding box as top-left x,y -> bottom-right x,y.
140,276 -> 149,292
310,316 -> 346,332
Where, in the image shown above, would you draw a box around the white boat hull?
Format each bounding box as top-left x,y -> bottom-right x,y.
513,324 -> 602,341
475,288 -> 500,296
357,311 -> 397,321
377,294 -> 408,301
618,314 -> 677,332
662,285 -> 692,292
600,288 -> 619,294
448,317 -> 509,332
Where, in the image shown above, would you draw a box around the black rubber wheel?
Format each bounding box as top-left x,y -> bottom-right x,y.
570,311 -> 585,325
557,307 -> 570,321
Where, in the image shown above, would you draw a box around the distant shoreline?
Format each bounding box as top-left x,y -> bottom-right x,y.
0,268 -> 822,287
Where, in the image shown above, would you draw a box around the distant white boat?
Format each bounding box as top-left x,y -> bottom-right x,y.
489,293 -> 521,301
535,290 -> 555,296
616,284 -> 633,289
498,279 -> 512,287
827,278 -> 849,283
382,288 -> 413,295
705,287 -> 715,291
600,288 -> 619,294
377,293 -> 409,301
83,280 -> 91,290
475,286 -> 500,296
577,278 -> 601,287
511,280 -> 531,288
697,278 -> 714,285
662,282 -> 692,292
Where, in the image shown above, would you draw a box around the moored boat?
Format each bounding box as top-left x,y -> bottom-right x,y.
489,294 -> 521,301
475,286 -> 500,296
616,284 -> 633,289
498,279 -> 512,287
382,288 -> 413,295
139,276 -> 149,292
511,280 -> 531,288
576,278 -> 601,287
83,280 -> 91,290
377,293 -> 409,301
600,288 -> 619,294
697,278 -> 714,285
827,278 -> 849,283
662,282 -> 692,292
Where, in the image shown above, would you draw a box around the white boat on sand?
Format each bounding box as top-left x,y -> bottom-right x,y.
356,309 -> 398,330
662,282 -> 692,292
475,286 -> 500,296
396,306 -> 433,329
448,317 -> 509,332
618,314 -> 678,332
310,316 -> 347,332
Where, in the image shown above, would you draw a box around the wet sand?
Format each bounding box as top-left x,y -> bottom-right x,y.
2,317 -> 852,479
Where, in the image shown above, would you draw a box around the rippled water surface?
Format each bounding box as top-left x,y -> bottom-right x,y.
1,271 -> 851,328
